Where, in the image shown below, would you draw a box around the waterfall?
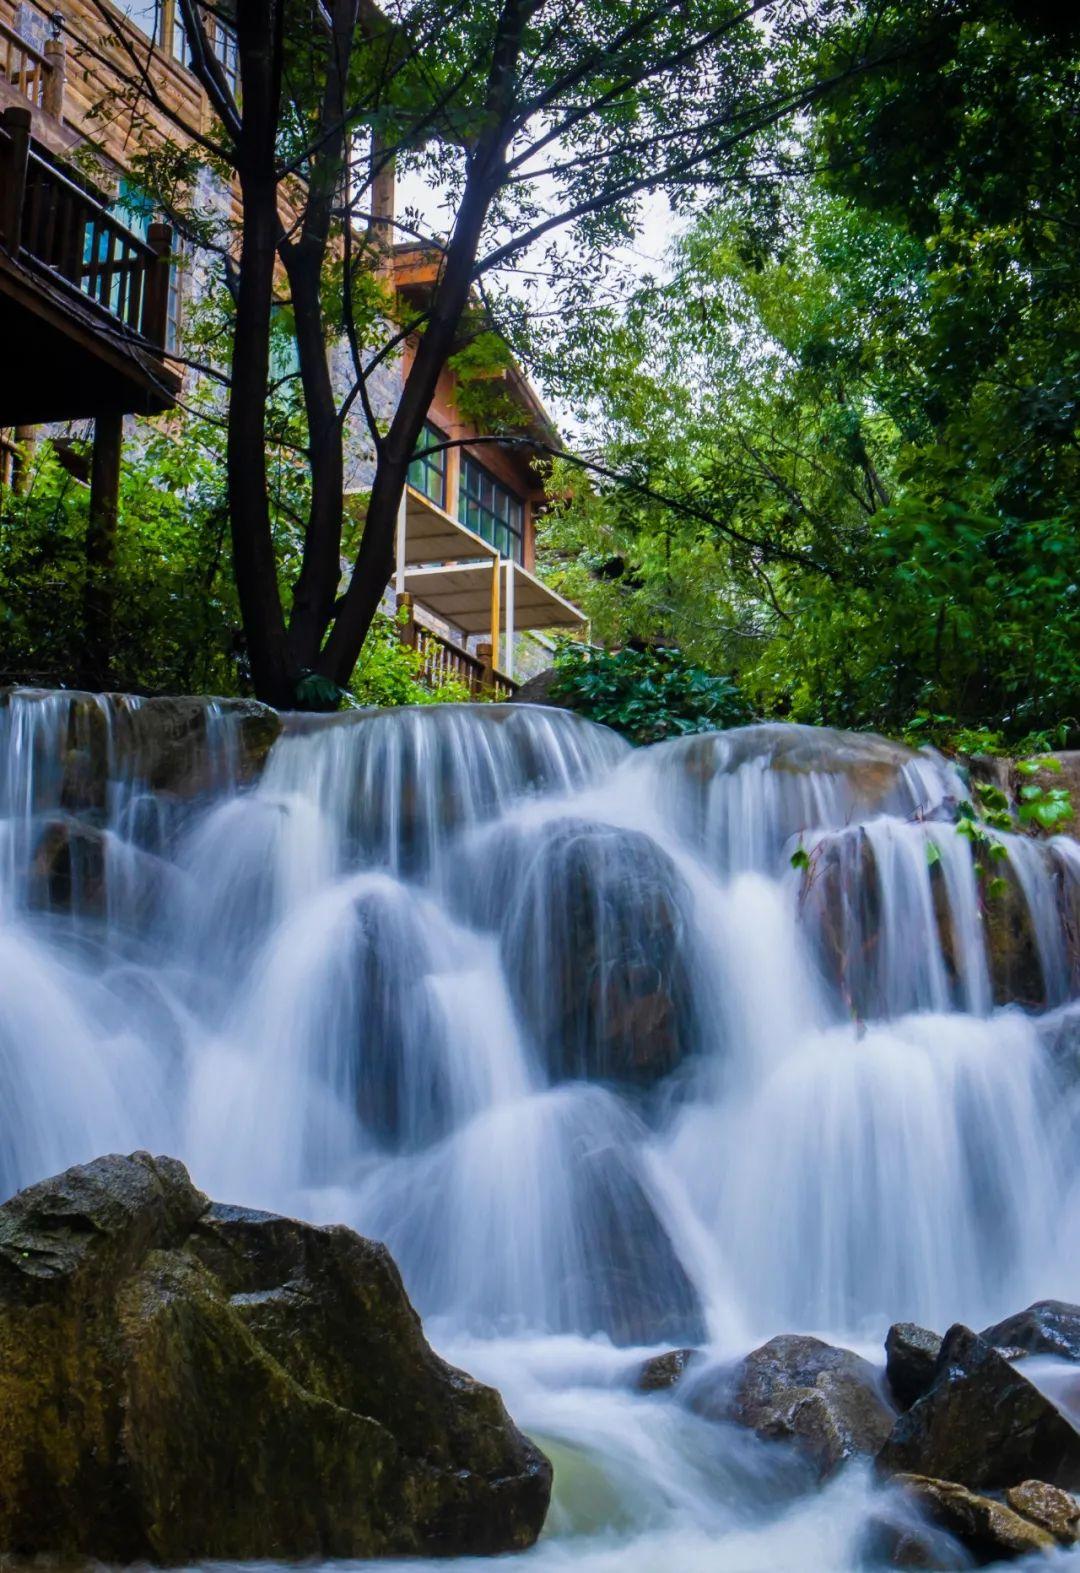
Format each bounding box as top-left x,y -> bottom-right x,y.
1,689 -> 1078,1570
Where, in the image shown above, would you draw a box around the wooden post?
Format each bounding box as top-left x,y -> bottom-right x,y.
0,106 -> 32,254
43,35 -> 66,120
489,554 -> 501,672
445,440 -> 461,520
369,133 -> 396,254
85,411 -> 123,688
143,222 -> 172,347
12,425 -> 37,496
477,639 -> 495,697
395,590 -> 416,648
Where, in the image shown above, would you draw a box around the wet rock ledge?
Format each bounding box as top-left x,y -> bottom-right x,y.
0,1153 -> 551,1563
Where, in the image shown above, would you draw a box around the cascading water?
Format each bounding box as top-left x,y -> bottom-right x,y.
2,689 -> 1080,1570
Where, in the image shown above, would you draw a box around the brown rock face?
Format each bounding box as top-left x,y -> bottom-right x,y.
692,1333 -> 895,1479
893,1475 -> 1058,1562
980,860 -> 1049,1010
0,1153 -> 551,1563
8,691 -> 282,815
1005,1480 -> 1080,1544
877,1325 -> 1080,1492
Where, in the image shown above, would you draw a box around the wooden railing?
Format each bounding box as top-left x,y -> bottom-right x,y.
398,594 -> 518,701
0,18 -> 56,114
0,105 -> 171,347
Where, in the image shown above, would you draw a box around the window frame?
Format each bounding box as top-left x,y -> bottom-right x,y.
408,421 -> 448,510
458,454 -> 524,563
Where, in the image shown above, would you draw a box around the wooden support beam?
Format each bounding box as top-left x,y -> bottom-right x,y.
395,590 -> 416,648
489,552 -> 501,671
0,105 -> 32,253
143,222 -> 172,347
43,36 -> 66,121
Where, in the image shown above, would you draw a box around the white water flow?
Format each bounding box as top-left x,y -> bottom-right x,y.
3,692 -> 1080,1570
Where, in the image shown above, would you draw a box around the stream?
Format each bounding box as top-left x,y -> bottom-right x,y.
3,691 -> 1080,1570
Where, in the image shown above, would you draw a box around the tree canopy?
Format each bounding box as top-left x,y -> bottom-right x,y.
540,0 -> 1080,747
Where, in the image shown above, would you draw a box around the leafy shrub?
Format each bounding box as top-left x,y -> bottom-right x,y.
348,611 -> 471,708
551,642 -> 752,745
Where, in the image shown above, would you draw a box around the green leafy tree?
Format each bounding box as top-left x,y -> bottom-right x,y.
544,1 -> 1080,745
90,0 -> 899,707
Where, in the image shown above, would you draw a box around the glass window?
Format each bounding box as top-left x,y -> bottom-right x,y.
458,455 -> 524,563
408,422 -> 447,509
212,20 -> 239,95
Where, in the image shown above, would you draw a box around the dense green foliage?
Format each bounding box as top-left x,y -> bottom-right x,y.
0,437 -> 463,707
541,1 -> 1080,748
550,643 -> 751,745
5,0 -> 1077,736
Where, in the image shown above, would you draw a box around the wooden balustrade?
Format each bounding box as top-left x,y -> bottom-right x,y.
397,593 -> 518,701
0,105 -> 171,348
0,18 -> 53,112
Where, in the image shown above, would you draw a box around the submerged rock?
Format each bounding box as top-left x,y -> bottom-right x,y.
892,1474 -> 1058,1562
886,1323 -> 944,1411
877,1324 -> 1080,1491
635,1347 -> 701,1393
980,859 -> 1049,1011
0,1153 -> 551,1563
468,817 -> 700,1087
980,1301 -> 1080,1362
692,1333 -> 894,1479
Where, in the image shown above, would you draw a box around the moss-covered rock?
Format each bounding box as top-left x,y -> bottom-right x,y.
892,1475 -> 1059,1562
0,1153 -> 551,1563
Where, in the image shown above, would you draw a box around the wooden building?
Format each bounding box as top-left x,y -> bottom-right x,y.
0,1 -> 585,692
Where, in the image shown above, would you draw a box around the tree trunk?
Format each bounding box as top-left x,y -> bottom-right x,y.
282,243 -> 345,671
228,6 -> 296,709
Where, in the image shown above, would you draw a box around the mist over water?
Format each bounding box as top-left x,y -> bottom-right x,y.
2,690 -> 1080,1570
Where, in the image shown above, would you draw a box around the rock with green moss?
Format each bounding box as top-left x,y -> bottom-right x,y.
0,1152 -> 551,1563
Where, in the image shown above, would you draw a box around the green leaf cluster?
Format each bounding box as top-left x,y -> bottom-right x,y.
550,641 -> 752,746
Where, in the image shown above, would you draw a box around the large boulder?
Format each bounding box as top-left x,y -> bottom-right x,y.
877,1324 -> 1080,1491
0,1153 -> 551,1563
692,1333 -> 895,1479
980,1301 -> 1080,1362
891,1475 -> 1059,1562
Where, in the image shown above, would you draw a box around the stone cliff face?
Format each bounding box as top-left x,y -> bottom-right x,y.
0,1152 -> 552,1563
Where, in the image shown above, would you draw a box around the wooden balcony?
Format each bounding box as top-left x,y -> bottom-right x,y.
0,103 -> 179,426
397,595 -> 518,701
